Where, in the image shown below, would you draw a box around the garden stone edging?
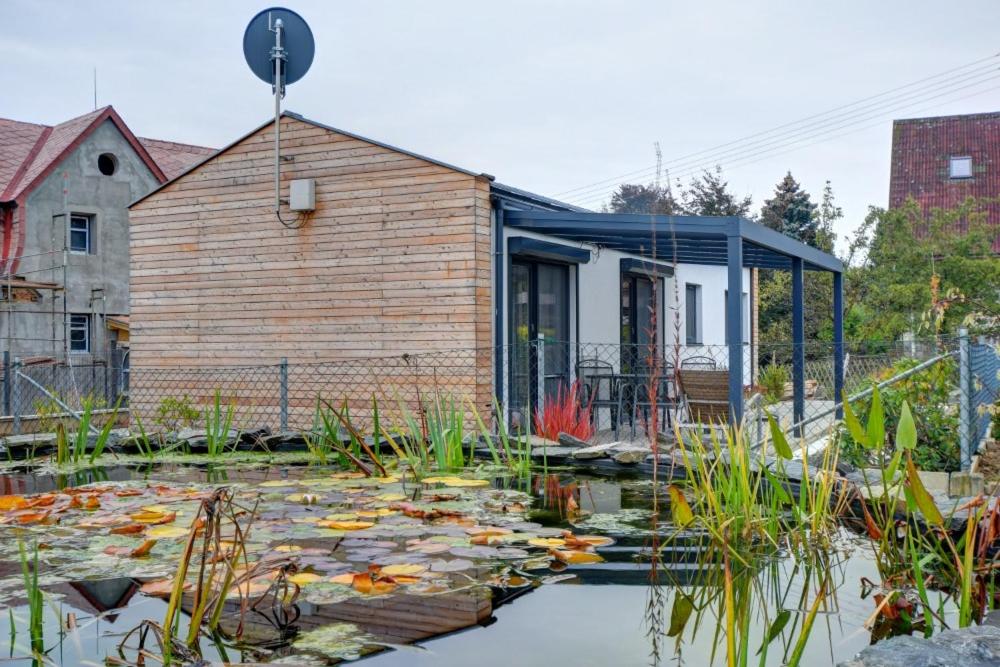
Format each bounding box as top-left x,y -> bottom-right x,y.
836,625 -> 1000,667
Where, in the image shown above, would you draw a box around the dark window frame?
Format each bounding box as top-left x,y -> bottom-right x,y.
685,283 -> 702,345
69,313 -> 90,353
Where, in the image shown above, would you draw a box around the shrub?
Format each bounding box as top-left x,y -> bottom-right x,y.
758,363 -> 790,405
155,395 -> 201,432
837,357 -> 959,472
533,380 -> 594,442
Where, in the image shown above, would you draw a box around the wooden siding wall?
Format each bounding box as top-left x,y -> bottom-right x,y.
129,117 -> 494,426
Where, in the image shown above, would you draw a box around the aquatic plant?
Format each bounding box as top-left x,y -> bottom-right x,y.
844,386 -> 1000,632
17,538 -> 44,662
203,391 -> 236,458
471,396 -> 532,476
532,380 -> 594,442
155,394 -> 201,432
53,396 -> 122,465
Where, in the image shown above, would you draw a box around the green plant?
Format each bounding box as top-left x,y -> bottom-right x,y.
758,363 -> 790,405
471,397 -> 532,476
18,538 -> 44,661
838,357 -> 959,472
844,386 -> 999,632
203,391 -> 236,458
155,395 -> 201,432
424,393 -> 468,471
53,396 -> 122,465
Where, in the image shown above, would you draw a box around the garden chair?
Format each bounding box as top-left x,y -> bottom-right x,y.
677,368 -> 732,424
576,358 -> 618,433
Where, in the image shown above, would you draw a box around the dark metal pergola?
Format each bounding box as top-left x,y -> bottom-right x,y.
502,210 -> 846,425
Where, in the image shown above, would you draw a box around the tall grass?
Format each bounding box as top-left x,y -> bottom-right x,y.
203,391 -> 236,458
53,396 -> 122,465
18,539 -> 44,661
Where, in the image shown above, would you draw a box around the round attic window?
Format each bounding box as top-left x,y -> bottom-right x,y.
97,153 -> 117,176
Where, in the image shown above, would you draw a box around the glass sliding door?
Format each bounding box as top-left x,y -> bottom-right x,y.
621,273 -> 660,373
509,260 -> 570,430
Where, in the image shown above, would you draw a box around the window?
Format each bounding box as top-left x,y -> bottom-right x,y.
949,156 -> 972,179
98,153 -> 117,176
69,214 -> 93,254
685,283 -> 702,345
69,314 -> 90,353
724,290 -> 750,345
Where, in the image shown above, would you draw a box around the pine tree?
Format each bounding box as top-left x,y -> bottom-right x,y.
680,166 -> 753,217
759,172 -> 818,245
607,183 -> 678,215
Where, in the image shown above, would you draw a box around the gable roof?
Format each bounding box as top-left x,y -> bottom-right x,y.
138,137 -> 216,180
0,106 -> 214,202
131,111 -> 588,213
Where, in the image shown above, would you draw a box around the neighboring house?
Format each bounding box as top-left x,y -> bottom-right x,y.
129,112 -> 839,427
889,111 -> 1000,246
0,106 -> 213,369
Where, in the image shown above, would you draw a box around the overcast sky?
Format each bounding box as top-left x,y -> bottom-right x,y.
5,1 -> 1000,252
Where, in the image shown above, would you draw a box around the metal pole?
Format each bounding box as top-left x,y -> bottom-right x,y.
536,334 -> 545,417
272,17 -> 285,213
2,350 -> 9,417
11,359 -> 20,436
832,271 -> 845,419
726,231 -> 744,422
790,257 -> 805,434
279,357 -> 288,431
958,327 -> 971,471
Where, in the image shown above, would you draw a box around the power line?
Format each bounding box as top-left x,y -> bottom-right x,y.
568,66 -> 1000,205
568,71 -> 1000,207
556,52 -> 1000,203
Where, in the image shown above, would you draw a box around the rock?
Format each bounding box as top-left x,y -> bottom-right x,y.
525,435 -> 559,450
572,443 -> 618,460
984,610 -> 1000,628
949,471 -> 984,498
558,432 -> 590,448
837,625 -> 1000,667
530,445 -> 577,459
612,447 -> 650,465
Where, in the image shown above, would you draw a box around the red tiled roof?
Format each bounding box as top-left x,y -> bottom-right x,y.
0,106 -> 214,201
138,137 -> 215,180
889,111 -> 1000,248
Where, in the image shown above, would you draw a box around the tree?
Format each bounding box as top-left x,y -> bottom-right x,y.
759,172 -> 819,245
758,180 -> 840,352
846,197 -> 1000,340
607,183 -> 678,215
680,166 -> 753,217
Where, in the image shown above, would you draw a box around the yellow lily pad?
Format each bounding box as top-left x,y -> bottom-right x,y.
528,537 -> 566,548
319,520 -> 375,531
288,572 -> 323,585
145,525 -> 190,539
380,563 -> 428,577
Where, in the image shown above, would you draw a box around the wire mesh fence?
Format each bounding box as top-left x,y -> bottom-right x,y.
0,335 -> 992,465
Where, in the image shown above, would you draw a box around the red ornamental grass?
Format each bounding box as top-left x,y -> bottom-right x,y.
533,380 -> 595,442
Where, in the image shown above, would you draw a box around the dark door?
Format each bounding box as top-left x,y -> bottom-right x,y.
621,273 -> 659,373
509,260 -> 570,429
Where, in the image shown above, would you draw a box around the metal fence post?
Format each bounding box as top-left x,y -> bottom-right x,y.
536,335 -> 545,417
2,351 -> 10,417
11,358 -> 21,436
958,328 -> 971,471
279,357 -> 289,432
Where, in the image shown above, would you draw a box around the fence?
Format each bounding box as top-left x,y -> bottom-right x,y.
1,334 -> 996,471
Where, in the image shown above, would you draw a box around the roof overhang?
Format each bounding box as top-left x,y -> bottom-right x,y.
503,210 -> 843,273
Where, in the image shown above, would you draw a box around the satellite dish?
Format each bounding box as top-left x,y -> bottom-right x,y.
242,7 -> 314,225
243,7 -> 314,89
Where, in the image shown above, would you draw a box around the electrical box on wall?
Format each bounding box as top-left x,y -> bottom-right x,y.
289,179 -> 316,211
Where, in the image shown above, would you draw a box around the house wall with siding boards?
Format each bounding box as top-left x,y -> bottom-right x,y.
128,115 -> 495,425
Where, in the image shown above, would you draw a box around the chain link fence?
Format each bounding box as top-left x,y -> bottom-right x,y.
1,335 -> 994,470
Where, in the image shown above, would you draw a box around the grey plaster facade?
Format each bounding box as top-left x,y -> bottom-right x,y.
8,119 -> 159,364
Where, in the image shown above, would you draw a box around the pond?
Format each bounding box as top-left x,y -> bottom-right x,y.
0,461 -> 953,666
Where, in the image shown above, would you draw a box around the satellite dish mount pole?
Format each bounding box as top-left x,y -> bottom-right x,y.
270,14 -> 286,213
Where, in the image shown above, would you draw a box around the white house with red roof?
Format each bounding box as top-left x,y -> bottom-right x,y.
0,106 -> 213,370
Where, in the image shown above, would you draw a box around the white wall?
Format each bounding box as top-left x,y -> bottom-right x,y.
501,226 -> 750,364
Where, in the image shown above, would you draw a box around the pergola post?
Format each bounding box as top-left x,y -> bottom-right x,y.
791,257 -> 805,432
726,232 -> 744,422
833,271 -> 845,419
